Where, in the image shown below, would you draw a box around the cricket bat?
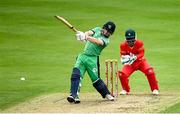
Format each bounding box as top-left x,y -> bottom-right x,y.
54,15 -> 78,32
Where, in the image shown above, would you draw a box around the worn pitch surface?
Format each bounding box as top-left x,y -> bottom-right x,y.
4,92 -> 180,113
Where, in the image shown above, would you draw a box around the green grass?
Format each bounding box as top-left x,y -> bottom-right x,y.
0,0 -> 180,111
162,103 -> 180,113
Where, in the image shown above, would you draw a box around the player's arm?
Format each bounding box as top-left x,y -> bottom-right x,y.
120,43 -> 127,56
136,46 -> 144,60
134,41 -> 144,60
85,31 -> 104,45
76,30 -> 104,45
120,43 -> 131,65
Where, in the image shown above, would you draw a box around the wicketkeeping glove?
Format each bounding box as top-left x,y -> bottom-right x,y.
121,55 -> 131,65
128,53 -> 137,65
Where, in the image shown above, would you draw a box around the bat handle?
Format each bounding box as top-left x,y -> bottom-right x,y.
72,27 -> 78,32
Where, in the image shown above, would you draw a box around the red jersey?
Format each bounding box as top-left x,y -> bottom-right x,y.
120,39 -> 145,61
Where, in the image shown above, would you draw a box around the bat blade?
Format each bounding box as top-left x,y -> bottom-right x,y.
54,15 -> 78,32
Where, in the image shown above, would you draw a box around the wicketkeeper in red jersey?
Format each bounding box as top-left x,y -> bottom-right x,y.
118,29 -> 159,95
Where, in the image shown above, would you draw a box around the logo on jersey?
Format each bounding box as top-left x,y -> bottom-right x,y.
93,68 -> 97,73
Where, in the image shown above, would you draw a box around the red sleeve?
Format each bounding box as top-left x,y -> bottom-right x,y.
120,42 -> 127,56
136,40 -> 144,60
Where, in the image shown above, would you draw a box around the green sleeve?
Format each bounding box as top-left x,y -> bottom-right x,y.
91,27 -> 99,33
100,37 -> 109,46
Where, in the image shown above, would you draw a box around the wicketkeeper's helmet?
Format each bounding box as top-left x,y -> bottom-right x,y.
125,29 -> 136,39
103,21 -> 116,34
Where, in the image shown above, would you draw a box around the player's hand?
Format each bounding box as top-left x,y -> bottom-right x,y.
121,55 -> 130,65
76,31 -> 87,41
128,53 -> 137,65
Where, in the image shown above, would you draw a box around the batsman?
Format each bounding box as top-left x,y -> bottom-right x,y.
118,29 -> 159,95
67,21 -> 116,103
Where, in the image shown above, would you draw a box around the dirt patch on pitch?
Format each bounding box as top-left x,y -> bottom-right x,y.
3,92 -> 180,113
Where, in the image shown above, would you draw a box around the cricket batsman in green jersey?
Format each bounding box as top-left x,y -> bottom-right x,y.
67,21 -> 116,103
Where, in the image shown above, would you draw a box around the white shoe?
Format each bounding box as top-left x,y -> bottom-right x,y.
120,90 -> 128,95
105,94 -> 114,101
74,96 -> 81,104
152,89 -> 159,95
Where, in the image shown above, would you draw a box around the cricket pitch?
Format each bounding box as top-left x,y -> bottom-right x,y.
3,92 -> 180,113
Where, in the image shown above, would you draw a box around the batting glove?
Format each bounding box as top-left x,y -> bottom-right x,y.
76,31 -> 87,41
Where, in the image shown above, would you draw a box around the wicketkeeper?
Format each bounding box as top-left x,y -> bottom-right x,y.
118,29 -> 159,95
67,21 -> 116,103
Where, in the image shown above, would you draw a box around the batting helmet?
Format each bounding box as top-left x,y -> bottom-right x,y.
125,29 -> 136,39
103,21 -> 116,34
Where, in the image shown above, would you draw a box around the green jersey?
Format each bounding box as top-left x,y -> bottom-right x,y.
83,27 -> 109,56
